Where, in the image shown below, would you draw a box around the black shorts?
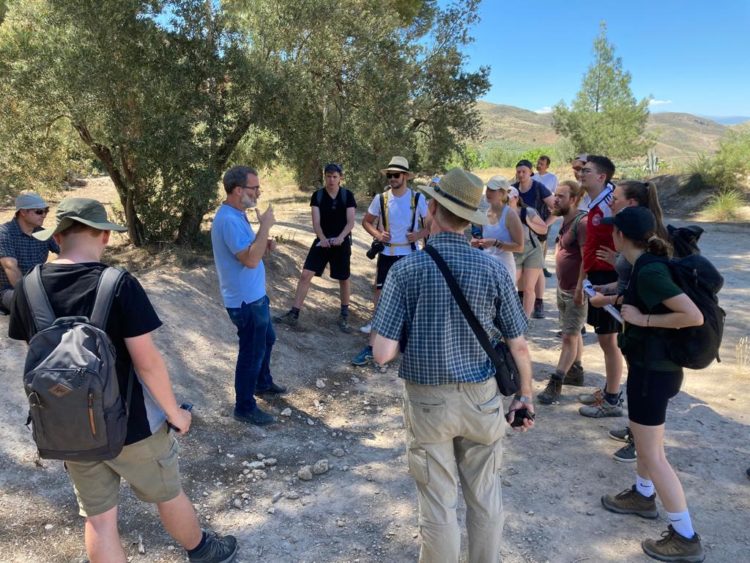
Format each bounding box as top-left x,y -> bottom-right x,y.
303,241 -> 351,280
376,254 -> 405,289
626,362 -> 683,426
586,270 -> 620,334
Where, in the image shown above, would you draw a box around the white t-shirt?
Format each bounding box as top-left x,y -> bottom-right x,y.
367,188 -> 429,256
533,172 -> 558,192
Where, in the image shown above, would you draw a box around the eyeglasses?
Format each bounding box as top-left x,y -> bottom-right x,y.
242,184 -> 260,190
386,173 -> 402,179
31,208 -> 50,216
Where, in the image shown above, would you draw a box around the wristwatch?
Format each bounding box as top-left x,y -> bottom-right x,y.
513,395 -> 532,404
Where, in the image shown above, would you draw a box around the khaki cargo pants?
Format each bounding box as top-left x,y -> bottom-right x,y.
403,377 -> 507,563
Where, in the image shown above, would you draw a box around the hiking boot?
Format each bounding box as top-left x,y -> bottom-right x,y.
359,322 -> 372,334
563,363 -> 584,386
188,531 -> 238,563
537,378 -> 562,405
601,485 -> 658,519
613,441 -> 637,463
641,526 -> 705,562
275,310 -> 298,327
609,426 -> 631,443
579,395 -> 623,418
255,382 -> 287,397
351,345 -> 373,366
532,300 -> 545,319
337,316 -> 352,334
578,388 -> 603,405
234,406 -> 275,426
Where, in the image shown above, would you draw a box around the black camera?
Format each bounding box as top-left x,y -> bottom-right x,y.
366,240 -> 385,260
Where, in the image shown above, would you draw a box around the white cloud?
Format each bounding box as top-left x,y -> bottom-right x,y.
649,99 -> 673,107
535,106 -> 553,114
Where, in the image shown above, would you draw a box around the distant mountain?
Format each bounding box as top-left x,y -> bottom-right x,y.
702,116 -> 750,126
475,102 -> 730,162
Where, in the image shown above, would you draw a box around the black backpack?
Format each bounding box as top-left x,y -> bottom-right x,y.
22,266 -> 132,461
630,253 -> 725,370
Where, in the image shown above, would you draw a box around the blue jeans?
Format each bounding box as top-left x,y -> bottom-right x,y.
226,296 -> 276,413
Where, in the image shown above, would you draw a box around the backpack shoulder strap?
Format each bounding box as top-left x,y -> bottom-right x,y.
90,267 -> 126,330
23,265 -> 56,334
380,190 -> 390,231
315,188 -> 324,207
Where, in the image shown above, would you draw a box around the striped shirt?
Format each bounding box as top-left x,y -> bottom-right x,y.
0,219 -> 59,289
373,232 -> 527,385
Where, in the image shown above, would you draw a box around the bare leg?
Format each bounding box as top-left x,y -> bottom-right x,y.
557,332 -> 579,373
292,270 -> 316,310
575,333 -> 583,363
339,278 -> 350,308
84,507 -> 127,563
157,491 -> 203,550
519,268 -> 541,317
598,333 -> 622,394
630,422 -> 688,513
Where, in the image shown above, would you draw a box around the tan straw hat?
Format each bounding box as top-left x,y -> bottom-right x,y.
419,168 -> 488,225
380,156 -> 415,179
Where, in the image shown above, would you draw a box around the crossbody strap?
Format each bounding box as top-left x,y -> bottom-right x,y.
424,245 -> 504,366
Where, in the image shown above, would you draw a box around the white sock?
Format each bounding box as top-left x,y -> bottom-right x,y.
667,510 -> 695,539
635,474 -> 654,498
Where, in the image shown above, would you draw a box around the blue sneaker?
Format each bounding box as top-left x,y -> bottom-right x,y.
351,345 -> 373,366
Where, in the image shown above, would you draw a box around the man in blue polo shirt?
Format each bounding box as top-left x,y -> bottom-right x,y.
211,165 -> 286,426
0,193 -> 59,314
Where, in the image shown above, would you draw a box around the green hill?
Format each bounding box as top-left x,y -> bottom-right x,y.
475,101 -> 730,163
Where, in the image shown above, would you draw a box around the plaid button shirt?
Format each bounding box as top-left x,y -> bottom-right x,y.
0,218 -> 59,289
373,232 -> 527,385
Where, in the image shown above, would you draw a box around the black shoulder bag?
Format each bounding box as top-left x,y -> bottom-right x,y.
424,245 -> 520,396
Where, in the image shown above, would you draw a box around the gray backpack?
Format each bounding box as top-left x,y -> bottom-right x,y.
23,265 -> 132,461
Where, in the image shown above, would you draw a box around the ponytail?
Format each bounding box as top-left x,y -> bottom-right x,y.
645,235 -> 670,257
618,180 -> 670,243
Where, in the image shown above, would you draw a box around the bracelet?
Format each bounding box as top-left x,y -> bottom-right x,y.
647,315 -> 650,327
494,239 -> 501,248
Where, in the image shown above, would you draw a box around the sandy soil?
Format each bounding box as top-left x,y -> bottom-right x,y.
0,176 -> 749,562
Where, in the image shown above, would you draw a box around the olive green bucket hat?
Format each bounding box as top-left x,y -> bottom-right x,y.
33,197 -> 127,241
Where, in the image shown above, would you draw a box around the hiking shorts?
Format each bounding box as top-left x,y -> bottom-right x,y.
65,424 -> 182,517
625,363 -> 683,426
586,270 -> 620,335
557,287 -> 588,335
376,254 -> 405,289
514,243 -> 543,271
303,240 -> 351,280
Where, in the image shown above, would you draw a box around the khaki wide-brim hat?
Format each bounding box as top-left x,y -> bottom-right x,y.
418,168 -> 488,225
380,156 -> 415,179
33,197 -> 127,240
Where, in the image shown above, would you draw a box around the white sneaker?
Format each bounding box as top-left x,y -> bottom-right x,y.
359,322 -> 372,334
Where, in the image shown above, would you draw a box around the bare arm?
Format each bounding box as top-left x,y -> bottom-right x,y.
542,194 -> 557,226
527,210 -> 548,234
0,257 -> 22,287
505,335 -> 535,431
235,206 -> 275,268
125,333 -> 191,434
362,212 -> 389,242
504,208 -> 524,253
621,294 -> 703,329
311,206 -> 326,241
373,333 -> 399,365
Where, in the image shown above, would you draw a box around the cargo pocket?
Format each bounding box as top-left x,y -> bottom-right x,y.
155,437 -> 180,496
407,447 -> 429,485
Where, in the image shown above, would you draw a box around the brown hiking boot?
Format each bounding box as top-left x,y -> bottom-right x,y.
601,485 -> 658,519
537,377 -> 562,405
642,526 -> 705,562
563,363 -> 584,386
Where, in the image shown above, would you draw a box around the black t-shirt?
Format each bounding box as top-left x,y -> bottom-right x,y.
310,188 -> 357,240
9,262 -> 163,445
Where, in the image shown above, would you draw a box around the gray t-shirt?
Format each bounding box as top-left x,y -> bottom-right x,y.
615,253 -> 632,295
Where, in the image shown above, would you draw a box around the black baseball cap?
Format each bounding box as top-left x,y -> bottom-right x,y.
324,163 -> 343,174
602,206 -> 656,241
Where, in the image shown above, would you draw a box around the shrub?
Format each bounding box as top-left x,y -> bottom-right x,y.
705,189 -> 744,221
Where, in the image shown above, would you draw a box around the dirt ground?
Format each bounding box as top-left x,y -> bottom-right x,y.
0,176 -> 749,562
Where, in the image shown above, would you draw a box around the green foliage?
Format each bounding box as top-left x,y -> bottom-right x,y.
705,189 -> 744,221
688,130 -> 750,191
552,22 -> 652,160
1,0 -> 488,240
478,139 -> 574,170
445,145 -> 485,171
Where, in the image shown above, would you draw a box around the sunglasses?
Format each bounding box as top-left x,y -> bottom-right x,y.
242,184 -> 260,190
31,208 -> 50,216
386,172 -> 402,179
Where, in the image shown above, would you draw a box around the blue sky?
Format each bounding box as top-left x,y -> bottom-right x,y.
460,0 -> 750,118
